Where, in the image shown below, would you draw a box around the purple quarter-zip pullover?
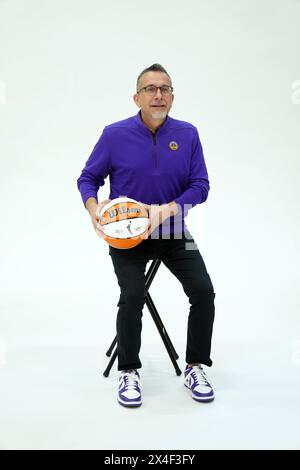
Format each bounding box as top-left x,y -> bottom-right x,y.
77,110 -> 210,237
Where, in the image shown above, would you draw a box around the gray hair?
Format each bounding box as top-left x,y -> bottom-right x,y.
136,63 -> 172,92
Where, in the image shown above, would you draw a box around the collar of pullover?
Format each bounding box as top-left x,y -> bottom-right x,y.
134,110 -> 171,136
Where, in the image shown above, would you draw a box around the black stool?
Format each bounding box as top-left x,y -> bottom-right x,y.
103,258 -> 182,377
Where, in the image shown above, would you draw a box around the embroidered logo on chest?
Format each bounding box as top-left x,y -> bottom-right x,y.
169,141 -> 179,151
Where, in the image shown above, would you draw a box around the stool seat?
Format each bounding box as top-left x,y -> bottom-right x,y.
103,258 -> 182,377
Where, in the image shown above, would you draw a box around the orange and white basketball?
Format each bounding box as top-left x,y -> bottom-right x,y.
99,197 -> 149,249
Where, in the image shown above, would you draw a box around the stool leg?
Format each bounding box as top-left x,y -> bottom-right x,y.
145,260 -> 181,372
145,259 -> 161,290
146,292 -> 179,360
145,294 -> 182,376
103,346 -> 118,377
106,336 -> 117,357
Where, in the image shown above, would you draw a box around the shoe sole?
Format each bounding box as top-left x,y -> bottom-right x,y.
118,399 -> 142,408
184,383 -> 215,402
192,395 -> 215,402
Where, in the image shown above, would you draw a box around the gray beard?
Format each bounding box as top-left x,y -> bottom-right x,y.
150,110 -> 167,119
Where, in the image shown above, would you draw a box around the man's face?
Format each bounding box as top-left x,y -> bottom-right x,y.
133,71 -> 174,120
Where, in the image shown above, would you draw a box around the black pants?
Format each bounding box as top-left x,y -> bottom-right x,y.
108,231 -> 216,371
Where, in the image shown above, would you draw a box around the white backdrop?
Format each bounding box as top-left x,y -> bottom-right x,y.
0,0 -> 299,450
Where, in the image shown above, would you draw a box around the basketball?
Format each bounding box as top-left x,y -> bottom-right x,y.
99,197 -> 149,249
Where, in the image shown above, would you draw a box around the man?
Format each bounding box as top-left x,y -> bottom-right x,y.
77,64 -> 216,407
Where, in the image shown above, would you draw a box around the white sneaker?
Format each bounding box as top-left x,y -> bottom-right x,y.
118,369 -> 142,407
184,364 -> 215,402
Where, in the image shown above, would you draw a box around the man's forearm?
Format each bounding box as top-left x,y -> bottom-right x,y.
157,201 -> 180,219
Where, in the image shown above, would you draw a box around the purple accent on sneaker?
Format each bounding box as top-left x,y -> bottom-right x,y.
184,364 -> 215,402
118,369 -> 142,408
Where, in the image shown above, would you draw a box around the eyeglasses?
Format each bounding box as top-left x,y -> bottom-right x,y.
137,85 -> 174,96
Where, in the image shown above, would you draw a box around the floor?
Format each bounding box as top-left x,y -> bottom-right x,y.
1,335 -> 299,450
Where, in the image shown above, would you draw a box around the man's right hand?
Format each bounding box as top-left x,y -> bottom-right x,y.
85,197 -> 111,238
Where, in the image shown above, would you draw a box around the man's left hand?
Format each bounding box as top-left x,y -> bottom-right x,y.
138,202 -> 179,240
